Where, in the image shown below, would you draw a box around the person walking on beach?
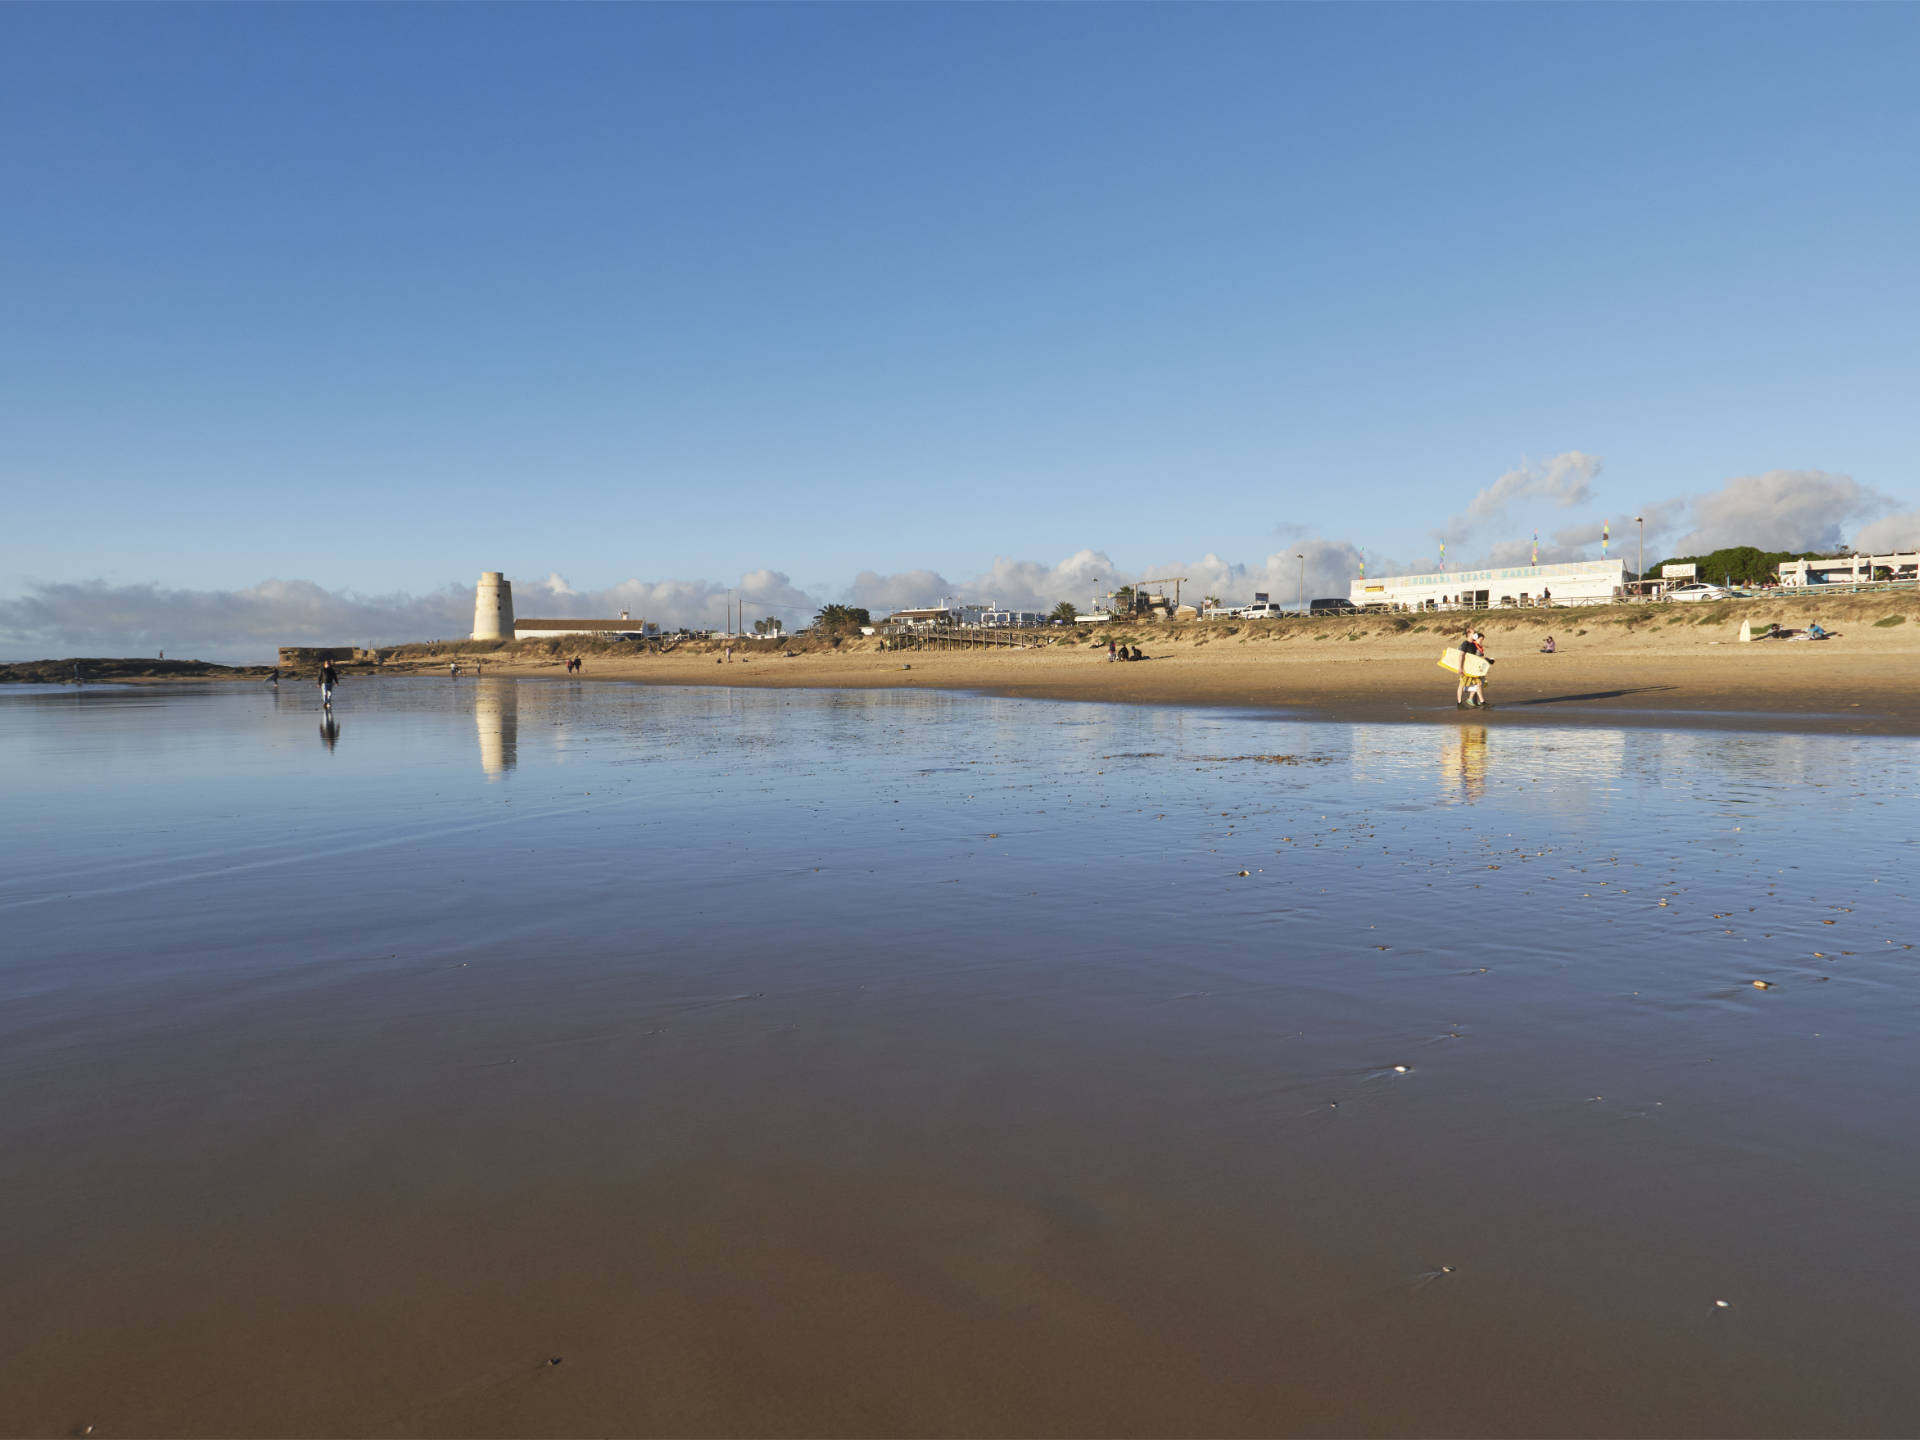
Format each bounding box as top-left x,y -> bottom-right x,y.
319,658 -> 339,707
449,661 -> 459,678
1107,640 -> 1117,662
267,667 -> 280,687
1456,630 -> 1484,708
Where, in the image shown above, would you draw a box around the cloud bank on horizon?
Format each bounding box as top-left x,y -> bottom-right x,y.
5,464 -> 1915,662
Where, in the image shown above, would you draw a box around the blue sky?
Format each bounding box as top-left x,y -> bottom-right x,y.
3,4 -> 1917,653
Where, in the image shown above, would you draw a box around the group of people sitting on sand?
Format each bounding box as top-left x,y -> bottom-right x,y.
1106,641 -> 1147,662
1752,621 -> 1836,641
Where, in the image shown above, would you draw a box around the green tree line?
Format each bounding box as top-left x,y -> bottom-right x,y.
1645,545 -> 1825,586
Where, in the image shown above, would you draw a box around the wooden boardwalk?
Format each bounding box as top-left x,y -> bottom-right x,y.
884,626 -> 1039,651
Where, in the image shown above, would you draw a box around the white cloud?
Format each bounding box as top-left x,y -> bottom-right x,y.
847,549 -> 1117,614
1147,541 -> 1371,608
1853,509 -> 1920,555
848,545 -> 1376,614
1543,499 -> 1688,567
846,568 -> 956,614
0,569 -> 827,663
0,578 -> 474,663
1673,469 -> 1890,554
19,466 -> 1911,665
525,569 -> 819,632
971,549 -> 1114,611
1441,452 -> 1602,546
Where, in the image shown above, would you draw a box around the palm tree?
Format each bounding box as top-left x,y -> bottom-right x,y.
1049,600 -> 1078,624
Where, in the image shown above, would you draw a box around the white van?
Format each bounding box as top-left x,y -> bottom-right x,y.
1237,602 -> 1287,619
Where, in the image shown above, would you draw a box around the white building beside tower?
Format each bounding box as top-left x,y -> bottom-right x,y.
472,572 -> 515,640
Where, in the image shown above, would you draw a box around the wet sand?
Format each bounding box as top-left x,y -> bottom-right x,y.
4,683 -> 1920,1436
468,641 -> 1920,736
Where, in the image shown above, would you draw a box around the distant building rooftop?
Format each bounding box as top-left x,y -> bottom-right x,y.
514,618 -> 650,632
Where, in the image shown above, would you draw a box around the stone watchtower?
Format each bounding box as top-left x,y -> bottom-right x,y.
472,572 -> 515,641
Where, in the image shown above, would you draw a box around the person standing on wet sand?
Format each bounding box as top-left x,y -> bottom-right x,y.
1456,630 -> 1484,708
319,659 -> 339,707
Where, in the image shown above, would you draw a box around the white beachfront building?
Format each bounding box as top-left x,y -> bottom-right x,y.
1776,551 -> 1920,586
1350,558 -> 1630,611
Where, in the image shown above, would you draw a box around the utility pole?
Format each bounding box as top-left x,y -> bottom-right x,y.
1297,554 -> 1305,615
1635,515 -> 1644,596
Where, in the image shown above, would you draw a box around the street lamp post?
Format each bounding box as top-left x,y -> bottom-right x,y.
1635,516 -> 1644,597
1297,554 -> 1305,615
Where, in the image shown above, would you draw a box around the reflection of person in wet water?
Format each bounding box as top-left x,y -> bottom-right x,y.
1458,726 -> 1486,801
319,714 -> 340,751
319,659 -> 338,706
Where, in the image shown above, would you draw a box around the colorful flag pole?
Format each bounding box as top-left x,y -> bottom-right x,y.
1358,553 -> 1365,581
1603,521 -> 1610,558
1439,542 -> 1445,572
1532,530 -> 1538,566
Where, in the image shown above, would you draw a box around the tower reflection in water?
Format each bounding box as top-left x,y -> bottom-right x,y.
475,680 -> 518,778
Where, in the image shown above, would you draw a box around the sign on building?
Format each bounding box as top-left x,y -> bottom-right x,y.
1662,563 -> 1697,579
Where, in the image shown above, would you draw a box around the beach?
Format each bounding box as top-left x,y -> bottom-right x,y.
11,596 -> 1916,738
385,594 -> 1920,737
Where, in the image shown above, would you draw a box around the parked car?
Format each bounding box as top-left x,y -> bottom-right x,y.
1308,598 -> 1360,615
1665,582 -> 1733,603
1237,602 -> 1288,619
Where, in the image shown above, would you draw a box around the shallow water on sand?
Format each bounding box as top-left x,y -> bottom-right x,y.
4,678 -> 1919,1437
